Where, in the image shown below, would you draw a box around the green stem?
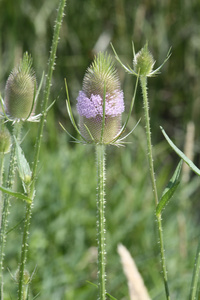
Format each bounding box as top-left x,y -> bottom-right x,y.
0,153 -> 5,228
189,240 -> 200,300
30,0 -> 67,191
96,144 -> 106,300
0,122 -> 22,300
17,1 -> 67,299
17,202 -> 32,300
140,76 -> 170,300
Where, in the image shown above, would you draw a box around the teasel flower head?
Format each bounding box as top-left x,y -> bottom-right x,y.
133,43 -> 155,76
63,51 -> 139,146
76,52 -> 125,144
0,52 -> 43,123
112,42 -> 171,78
0,123 -> 11,154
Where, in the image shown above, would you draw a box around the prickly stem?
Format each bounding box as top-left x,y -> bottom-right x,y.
30,0 -> 67,188
140,76 -> 170,300
17,1 -> 67,299
96,144 -> 106,300
17,202 -> 32,300
0,122 -> 22,299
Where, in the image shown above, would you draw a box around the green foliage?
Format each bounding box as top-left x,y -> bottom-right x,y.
161,127 -> 200,176
156,160 -> 182,217
2,129 -> 198,299
1,0 -> 200,299
0,185 -> 32,204
14,136 -> 32,187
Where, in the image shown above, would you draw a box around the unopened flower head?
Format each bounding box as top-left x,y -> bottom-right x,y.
0,124 -> 11,154
133,43 -> 155,77
4,52 -> 37,121
76,52 -> 124,144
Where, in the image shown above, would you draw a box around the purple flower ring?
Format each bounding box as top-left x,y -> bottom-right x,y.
76,90 -> 124,118
76,90 -> 125,144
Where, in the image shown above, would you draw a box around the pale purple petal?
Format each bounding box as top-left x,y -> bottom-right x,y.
76,90 -> 124,118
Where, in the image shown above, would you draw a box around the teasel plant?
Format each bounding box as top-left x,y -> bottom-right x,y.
0,0 -> 67,298
0,52 -> 39,299
111,43 -> 183,300
62,52 -> 139,300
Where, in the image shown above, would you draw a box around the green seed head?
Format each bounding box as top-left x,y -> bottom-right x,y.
0,125 -> 12,154
83,52 -> 120,98
4,52 -> 36,120
133,43 -> 155,76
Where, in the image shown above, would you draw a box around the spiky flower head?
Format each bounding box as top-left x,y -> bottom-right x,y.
4,52 -> 36,120
76,52 -> 124,144
83,53 -> 121,99
0,124 -> 11,154
133,43 -> 155,77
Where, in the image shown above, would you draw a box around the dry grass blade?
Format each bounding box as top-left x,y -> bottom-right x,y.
117,244 -> 151,300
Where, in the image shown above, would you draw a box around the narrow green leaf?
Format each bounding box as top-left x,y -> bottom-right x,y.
156,183 -> 180,216
156,160 -> 182,216
111,43 -> 137,76
0,185 -> 32,204
83,123 -> 95,143
161,126 -> 200,176
59,122 -> 82,143
14,136 -> 32,185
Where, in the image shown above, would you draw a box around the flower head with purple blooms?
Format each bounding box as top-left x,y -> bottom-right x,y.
76,52 -> 125,144
77,90 -> 124,119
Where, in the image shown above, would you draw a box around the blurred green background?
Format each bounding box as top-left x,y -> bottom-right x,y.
1,0 -> 200,299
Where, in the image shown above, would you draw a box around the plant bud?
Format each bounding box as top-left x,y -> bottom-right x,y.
133,43 -> 155,76
4,52 -> 36,120
76,53 -> 124,144
0,125 -> 11,154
